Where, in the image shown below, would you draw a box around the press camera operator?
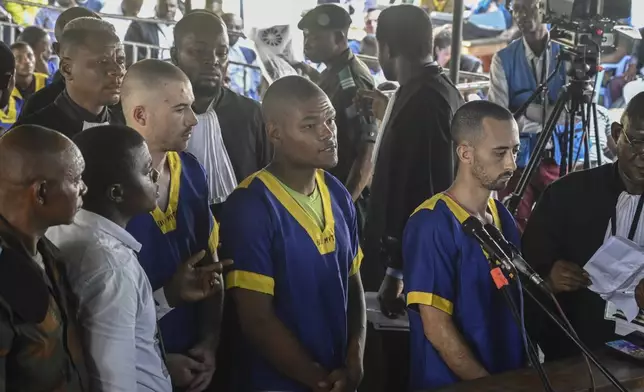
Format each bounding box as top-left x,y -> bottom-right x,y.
488,0 -> 567,231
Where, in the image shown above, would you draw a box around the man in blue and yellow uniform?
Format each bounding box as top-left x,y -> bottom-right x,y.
121,59 -> 225,392
403,101 -> 525,390
220,75 -> 367,392
0,42 -> 49,129
299,4 -> 376,234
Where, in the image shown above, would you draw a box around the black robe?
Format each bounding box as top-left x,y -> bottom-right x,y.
522,162 -> 624,360
11,90 -> 123,139
362,65 -> 464,290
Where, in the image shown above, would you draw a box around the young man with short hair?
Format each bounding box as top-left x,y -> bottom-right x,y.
221,75 -> 366,392
13,17 -> 125,137
121,59 -> 224,392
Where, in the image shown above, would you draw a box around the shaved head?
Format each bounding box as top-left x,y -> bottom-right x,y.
262,75 -> 328,126
121,59 -> 197,152
121,59 -> 191,114
0,125 -> 86,228
174,10 -> 226,47
0,126 -> 79,185
451,100 -> 516,145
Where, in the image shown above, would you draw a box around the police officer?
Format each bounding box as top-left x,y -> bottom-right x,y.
299,3 -> 376,234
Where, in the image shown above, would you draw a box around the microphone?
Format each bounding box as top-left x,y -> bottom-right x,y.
483,223 -> 550,294
462,217 -> 515,273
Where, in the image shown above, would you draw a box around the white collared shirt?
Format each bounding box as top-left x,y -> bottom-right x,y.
47,209 -> 171,392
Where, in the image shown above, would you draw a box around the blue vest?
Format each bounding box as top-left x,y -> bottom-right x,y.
498,39 -> 567,167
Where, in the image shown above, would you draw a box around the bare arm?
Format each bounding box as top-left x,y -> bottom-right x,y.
232,289 -> 329,390
346,272 -> 366,383
419,304 -> 489,381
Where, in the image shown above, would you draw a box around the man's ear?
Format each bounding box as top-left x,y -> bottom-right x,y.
133,106 -> 147,127
611,122 -> 623,145
266,122 -> 281,145
456,143 -> 473,165
107,184 -> 124,203
33,181 -> 47,206
59,57 -> 73,81
170,46 -> 178,65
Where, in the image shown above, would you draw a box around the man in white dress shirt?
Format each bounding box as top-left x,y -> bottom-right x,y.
48,124 -> 226,391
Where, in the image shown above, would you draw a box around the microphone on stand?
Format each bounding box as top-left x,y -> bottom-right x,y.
483,223 -> 550,294
461,217 -> 516,274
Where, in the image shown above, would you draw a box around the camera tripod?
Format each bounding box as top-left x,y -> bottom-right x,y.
505,60 -> 604,216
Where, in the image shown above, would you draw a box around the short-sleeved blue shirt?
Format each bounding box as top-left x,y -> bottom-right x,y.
403,193 -> 525,390
220,169 -> 362,392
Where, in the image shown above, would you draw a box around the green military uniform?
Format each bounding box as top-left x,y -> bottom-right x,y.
298,4 -> 377,187
0,219 -> 87,392
298,4 -> 377,235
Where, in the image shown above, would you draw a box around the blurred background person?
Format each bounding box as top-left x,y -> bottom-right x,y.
16,25 -> 52,75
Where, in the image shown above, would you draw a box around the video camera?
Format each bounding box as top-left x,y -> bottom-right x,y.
541,0 -> 640,73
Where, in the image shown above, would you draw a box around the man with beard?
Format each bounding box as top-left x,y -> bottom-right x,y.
0,41 -> 15,135
299,4 -> 376,234
121,59 -> 224,392
19,7 -> 100,120
220,75 -> 366,392
12,17 -> 125,138
489,0 -> 567,230
0,125 -> 88,391
403,101 -> 524,390
172,10 -> 271,219
522,92 -> 644,361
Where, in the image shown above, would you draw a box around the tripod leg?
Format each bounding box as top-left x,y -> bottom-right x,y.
592,102 -> 603,167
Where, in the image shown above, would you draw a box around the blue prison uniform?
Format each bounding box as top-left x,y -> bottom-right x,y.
0,72 -> 49,130
403,193 -> 525,390
220,169 -> 363,392
126,151 -> 218,354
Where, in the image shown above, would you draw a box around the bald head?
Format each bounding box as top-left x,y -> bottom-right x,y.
121,59 -> 191,111
0,126 -> 80,186
451,101 -> 516,144
262,75 -> 328,125
54,7 -> 100,42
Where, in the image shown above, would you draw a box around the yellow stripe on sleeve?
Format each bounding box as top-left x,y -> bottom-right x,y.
349,247 -> 364,276
407,291 -> 454,315
225,270 -> 275,295
208,218 -> 219,255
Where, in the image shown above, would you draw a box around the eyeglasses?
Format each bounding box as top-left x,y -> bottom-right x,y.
621,127 -> 644,155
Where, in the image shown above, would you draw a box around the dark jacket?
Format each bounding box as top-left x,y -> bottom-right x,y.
11,90 -> 124,139
522,163 -> 622,361
125,20 -> 161,67
362,65 -> 464,290
18,71 -> 64,121
0,216 -> 87,392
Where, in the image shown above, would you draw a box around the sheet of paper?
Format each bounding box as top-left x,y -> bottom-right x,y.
365,292 -> 409,332
585,236 -> 644,295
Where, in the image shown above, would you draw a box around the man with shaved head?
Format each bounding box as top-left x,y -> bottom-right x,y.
403,101 -> 523,390
220,75 -> 366,392
19,7 -> 100,120
0,125 -> 88,391
13,16 -> 125,138
121,59 -> 225,392
172,10 -> 270,219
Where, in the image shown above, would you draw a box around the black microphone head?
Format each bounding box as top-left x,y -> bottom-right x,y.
462,216 -> 484,237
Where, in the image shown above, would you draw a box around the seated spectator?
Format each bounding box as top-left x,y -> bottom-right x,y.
222,12 -> 262,101
17,26 -> 53,75
0,43 -> 49,130
34,0 -> 76,40
125,0 -> 179,66
433,25 -> 483,73
5,0 -> 47,26
472,0 -> 512,29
